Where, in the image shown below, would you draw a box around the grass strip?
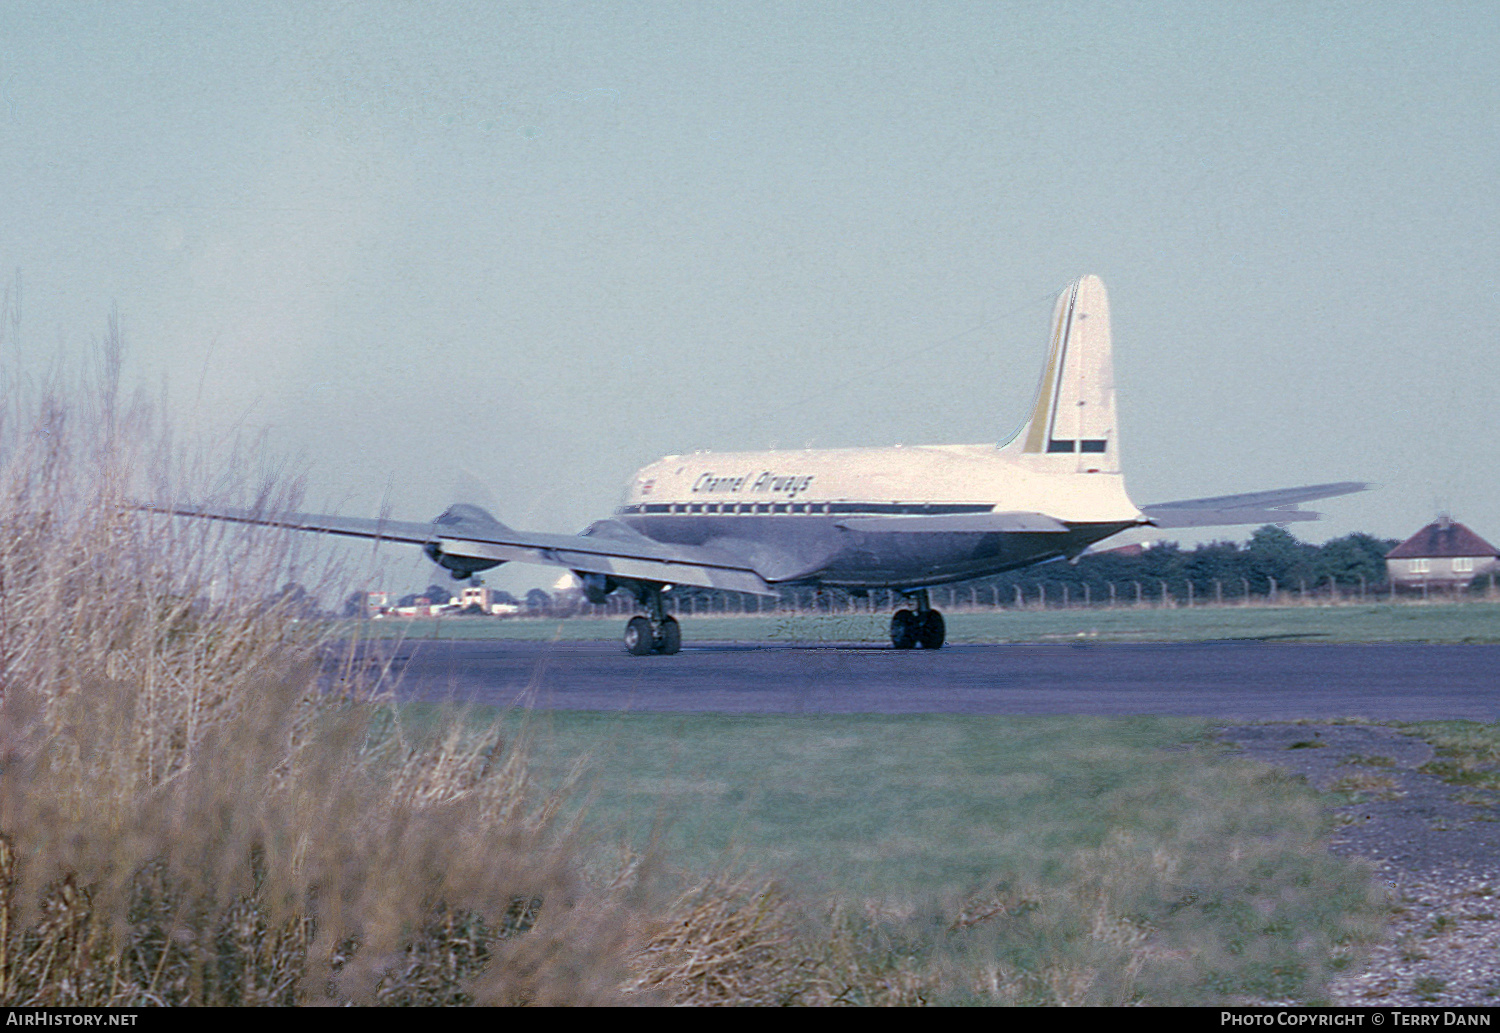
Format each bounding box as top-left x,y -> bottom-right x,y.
400,707 -> 1389,1005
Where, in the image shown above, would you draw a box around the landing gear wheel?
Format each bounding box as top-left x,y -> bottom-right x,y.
655,615 -> 682,655
624,616 -> 655,656
890,609 -> 918,649
917,610 -> 946,650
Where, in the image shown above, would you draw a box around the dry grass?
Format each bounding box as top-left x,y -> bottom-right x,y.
1330,773 -> 1400,794
0,333 -> 641,1005
0,682 -> 637,1006
0,362 -> 626,1002
620,875 -> 947,1006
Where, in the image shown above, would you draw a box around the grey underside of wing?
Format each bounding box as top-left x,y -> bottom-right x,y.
1141,481 -> 1372,528
147,503 -> 774,596
439,537 -> 775,595
835,512 -> 1070,533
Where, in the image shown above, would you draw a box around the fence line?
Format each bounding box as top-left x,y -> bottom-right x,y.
499,572 -> 1499,620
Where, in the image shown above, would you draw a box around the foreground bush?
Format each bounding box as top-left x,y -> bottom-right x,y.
0,338 -> 634,1004
0,682 -> 641,1005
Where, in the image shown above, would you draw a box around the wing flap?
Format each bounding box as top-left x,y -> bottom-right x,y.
436,538 -> 774,595
836,511 -> 1070,534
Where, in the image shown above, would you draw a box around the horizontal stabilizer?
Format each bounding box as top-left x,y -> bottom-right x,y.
837,511 -> 1070,534
1140,482 -> 1373,528
1142,507 -> 1320,528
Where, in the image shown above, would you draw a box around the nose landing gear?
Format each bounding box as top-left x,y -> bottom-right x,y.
623,585 -> 682,655
890,588 -> 946,650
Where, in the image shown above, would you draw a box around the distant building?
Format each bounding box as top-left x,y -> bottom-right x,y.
1385,518 -> 1499,588
457,585 -> 519,616
458,585 -> 491,611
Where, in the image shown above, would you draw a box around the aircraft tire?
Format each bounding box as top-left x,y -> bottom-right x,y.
889,609 -> 919,649
917,610 -> 946,650
655,616 -> 682,655
624,616 -> 655,656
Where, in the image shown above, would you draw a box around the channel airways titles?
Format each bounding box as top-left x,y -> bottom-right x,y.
687,472 -> 815,498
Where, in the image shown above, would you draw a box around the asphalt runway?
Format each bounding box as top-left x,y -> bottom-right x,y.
366,639 -> 1500,720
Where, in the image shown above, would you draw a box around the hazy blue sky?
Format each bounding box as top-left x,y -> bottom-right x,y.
3,2 -> 1497,593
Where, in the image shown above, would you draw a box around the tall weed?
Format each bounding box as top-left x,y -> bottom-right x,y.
0,329 -> 631,1004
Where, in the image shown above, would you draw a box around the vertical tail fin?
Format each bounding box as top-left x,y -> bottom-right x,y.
1002,275 -> 1120,473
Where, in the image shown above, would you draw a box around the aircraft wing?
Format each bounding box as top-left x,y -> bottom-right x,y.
141,503 -> 442,542
836,511 -> 1071,533
1139,481 -> 1373,529
140,503 -> 776,596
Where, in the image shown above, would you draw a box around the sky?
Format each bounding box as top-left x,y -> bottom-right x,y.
2,1 -> 1497,595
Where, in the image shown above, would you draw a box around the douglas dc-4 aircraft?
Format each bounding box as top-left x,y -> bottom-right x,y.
155,276 -> 1367,654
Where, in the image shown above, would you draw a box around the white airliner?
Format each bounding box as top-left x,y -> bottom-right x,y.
156,275 -> 1367,654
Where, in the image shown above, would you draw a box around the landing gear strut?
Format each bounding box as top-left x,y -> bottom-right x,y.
623,585 -> 681,656
890,589 -> 945,650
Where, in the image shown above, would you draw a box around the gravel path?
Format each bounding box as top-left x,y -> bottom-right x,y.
1219,723 -> 1500,1006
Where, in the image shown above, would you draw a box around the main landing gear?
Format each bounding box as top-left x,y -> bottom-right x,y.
890,589 -> 945,650
623,585 -> 681,656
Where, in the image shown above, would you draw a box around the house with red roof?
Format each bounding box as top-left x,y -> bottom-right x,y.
1385,518 -> 1499,588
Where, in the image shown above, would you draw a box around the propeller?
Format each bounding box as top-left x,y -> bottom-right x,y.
450,467 -> 500,586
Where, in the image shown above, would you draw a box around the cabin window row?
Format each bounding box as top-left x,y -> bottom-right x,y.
644,502 -> 830,515
618,502 -> 994,517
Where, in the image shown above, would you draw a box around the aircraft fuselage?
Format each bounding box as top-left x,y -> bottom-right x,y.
614,443 -> 1142,590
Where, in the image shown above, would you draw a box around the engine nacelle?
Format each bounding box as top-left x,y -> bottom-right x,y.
423,540 -> 505,581
574,571 -> 617,605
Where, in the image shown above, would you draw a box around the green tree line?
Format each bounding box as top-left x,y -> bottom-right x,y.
989,526 -> 1399,598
